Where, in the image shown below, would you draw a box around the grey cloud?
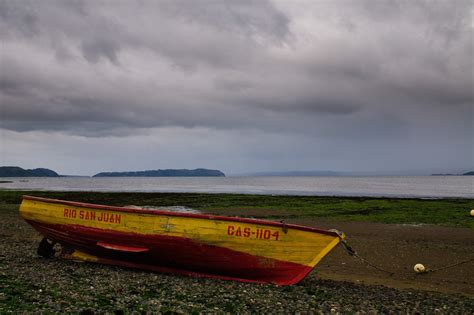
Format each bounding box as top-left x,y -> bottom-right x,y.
81,38 -> 120,64
0,1 -> 39,38
159,0 -> 290,42
0,77 -> 24,96
0,0 -> 472,140
0,0 -> 290,69
213,76 -> 255,92
279,102 -> 359,115
236,92 -> 362,116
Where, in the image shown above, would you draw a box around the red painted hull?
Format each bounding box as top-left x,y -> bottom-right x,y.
20,196 -> 342,285
28,220 -> 313,285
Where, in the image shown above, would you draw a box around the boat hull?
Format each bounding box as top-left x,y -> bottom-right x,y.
20,196 -> 342,285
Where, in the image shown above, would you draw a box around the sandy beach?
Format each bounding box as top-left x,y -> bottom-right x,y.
294,219 -> 473,296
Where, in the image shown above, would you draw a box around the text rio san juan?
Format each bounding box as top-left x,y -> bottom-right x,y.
63,208 -> 121,224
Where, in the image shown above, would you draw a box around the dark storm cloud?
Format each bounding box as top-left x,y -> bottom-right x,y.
0,0 -> 472,137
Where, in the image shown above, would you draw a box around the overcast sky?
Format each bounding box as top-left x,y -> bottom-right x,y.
0,0 -> 472,176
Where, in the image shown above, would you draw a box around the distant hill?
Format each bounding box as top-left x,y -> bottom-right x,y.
93,168 -> 225,177
0,166 -> 59,177
242,170 -> 340,177
431,171 -> 474,176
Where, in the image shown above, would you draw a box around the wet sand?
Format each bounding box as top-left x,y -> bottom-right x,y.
294,218 -> 473,296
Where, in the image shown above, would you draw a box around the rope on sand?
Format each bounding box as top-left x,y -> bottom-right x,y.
422,258 -> 474,273
330,230 -> 474,276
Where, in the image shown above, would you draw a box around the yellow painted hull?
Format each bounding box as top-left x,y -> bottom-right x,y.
20,195 -> 343,285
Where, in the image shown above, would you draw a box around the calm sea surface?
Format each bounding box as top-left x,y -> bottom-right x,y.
0,176 -> 472,198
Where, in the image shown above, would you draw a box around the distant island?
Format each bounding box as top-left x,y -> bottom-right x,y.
93,168 -> 225,177
431,171 -> 474,176
0,166 -> 225,177
0,166 -> 59,177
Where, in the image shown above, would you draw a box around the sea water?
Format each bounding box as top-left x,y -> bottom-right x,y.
0,176 -> 472,198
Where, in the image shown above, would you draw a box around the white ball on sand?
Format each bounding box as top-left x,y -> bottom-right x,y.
414,263 -> 425,273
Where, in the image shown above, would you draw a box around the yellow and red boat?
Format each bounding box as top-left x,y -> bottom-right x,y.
19,195 -> 343,285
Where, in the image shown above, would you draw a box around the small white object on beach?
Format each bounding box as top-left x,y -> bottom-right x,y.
414,263 -> 426,273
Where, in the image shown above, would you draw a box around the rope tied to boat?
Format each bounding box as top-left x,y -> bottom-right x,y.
330,229 -> 395,276
329,229 -> 474,276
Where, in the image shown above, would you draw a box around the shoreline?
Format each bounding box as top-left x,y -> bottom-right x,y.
2,189 -> 473,200
1,191 -> 473,312
1,187 -> 473,200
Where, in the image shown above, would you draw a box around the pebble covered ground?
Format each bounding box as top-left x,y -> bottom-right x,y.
1,211 -> 473,314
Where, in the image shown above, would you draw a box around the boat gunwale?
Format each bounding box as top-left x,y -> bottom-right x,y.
22,195 -> 339,237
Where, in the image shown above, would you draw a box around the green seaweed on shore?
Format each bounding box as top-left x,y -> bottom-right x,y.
0,190 -> 473,228
0,275 -> 39,312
